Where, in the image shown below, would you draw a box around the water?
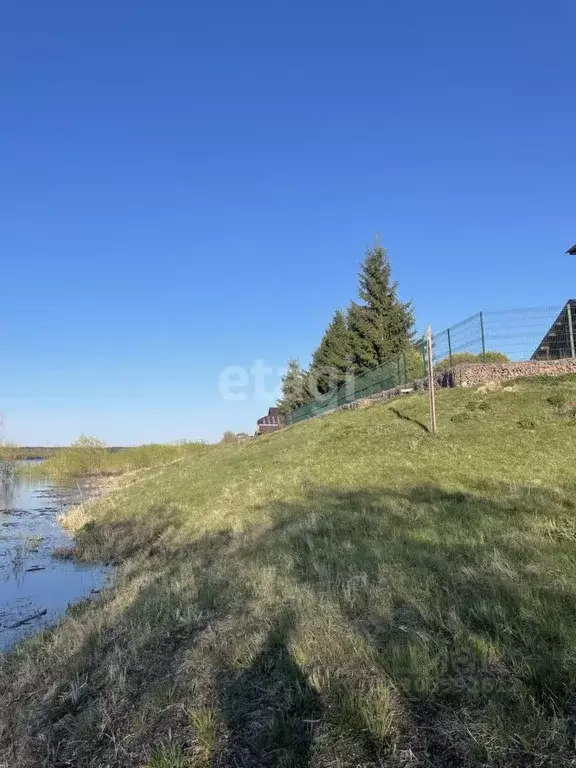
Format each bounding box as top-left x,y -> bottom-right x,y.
0,466 -> 109,652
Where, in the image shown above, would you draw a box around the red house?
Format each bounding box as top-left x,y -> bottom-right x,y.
256,407 -> 284,434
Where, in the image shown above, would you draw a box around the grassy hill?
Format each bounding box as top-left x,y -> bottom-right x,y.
3,376 -> 576,767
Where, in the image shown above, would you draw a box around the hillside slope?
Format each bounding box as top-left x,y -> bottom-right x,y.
3,376 -> 576,767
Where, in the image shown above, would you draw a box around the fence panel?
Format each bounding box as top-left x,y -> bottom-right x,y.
286,303 -> 570,426
482,306 -> 567,361
431,313 -> 483,368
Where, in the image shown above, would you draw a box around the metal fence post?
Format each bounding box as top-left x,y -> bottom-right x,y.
426,326 -> 437,434
479,312 -> 486,361
447,327 -> 453,367
567,303 -> 576,358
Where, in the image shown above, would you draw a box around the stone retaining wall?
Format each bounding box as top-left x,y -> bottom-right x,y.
446,358 -> 576,388
331,358 -> 576,415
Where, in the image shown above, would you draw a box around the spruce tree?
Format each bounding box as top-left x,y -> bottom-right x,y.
309,310 -> 350,395
347,302 -> 375,374
348,240 -> 414,373
277,359 -> 308,415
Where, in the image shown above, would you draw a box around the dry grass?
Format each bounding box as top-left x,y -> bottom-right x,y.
2,376 -> 576,767
24,438 -> 211,481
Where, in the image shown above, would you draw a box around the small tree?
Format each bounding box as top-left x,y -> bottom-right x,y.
62,435 -> 108,476
403,343 -> 426,380
435,351 -> 510,371
435,352 -> 479,371
483,351 -> 510,364
348,240 -> 414,374
277,359 -> 309,416
308,310 -> 350,395
0,416 -> 20,483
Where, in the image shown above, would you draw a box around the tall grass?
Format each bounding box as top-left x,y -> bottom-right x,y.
3,376 -> 576,766
27,435 -> 211,480
0,442 -> 20,483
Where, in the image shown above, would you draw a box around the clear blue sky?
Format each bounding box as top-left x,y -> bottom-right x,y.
1,1 -> 575,445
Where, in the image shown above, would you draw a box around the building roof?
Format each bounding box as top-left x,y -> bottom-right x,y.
256,407 -> 284,427
531,300 -> 576,360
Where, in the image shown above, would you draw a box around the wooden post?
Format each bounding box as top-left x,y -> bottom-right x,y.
426,326 -> 437,434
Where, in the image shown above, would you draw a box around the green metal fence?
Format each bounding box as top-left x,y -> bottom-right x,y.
286,350 -> 426,425
286,303 -> 574,426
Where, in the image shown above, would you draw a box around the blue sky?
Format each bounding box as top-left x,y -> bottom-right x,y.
1,1 -> 575,445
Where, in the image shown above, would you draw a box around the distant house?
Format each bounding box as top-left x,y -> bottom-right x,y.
256,407 -> 284,434
531,299 -> 576,359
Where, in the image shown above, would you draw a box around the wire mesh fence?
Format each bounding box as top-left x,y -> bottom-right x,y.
483,306 -> 575,361
286,351 -> 426,425
430,314 -> 484,368
286,301 -> 576,426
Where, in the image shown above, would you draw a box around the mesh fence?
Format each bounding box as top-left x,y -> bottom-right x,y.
286,302 -> 576,426
287,350 -> 426,425
431,314 -> 483,367
482,306 -> 574,361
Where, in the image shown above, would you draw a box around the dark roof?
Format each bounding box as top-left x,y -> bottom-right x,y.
531,300 -> 576,360
256,407 -> 284,427
568,244 -> 576,255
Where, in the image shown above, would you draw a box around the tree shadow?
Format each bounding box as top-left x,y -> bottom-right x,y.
215,610 -> 321,767
244,483 -> 576,764
3,482 -> 576,766
1,513 -> 244,767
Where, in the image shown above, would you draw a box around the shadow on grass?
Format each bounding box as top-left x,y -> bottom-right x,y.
215,610 -> 321,767
247,485 -> 576,765
2,482 -> 576,767
388,406 -> 430,433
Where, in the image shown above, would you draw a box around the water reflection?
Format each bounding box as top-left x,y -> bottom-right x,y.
0,467 -> 18,512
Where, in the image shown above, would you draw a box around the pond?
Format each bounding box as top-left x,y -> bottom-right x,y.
0,466 -> 109,652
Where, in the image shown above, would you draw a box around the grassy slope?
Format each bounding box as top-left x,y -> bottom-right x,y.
2,377 -> 576,767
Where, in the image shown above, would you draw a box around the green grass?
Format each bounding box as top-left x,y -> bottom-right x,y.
3,376 -> 576,766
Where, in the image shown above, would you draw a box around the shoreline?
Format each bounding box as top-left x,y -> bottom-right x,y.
0,473 -> 113,653
58,466 -> 154,544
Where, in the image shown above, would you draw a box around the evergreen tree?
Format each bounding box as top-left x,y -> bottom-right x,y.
277,359 -> 309,415
347,301 -> 375,374
348,240 -> 414,373
309,310 -> 350,395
